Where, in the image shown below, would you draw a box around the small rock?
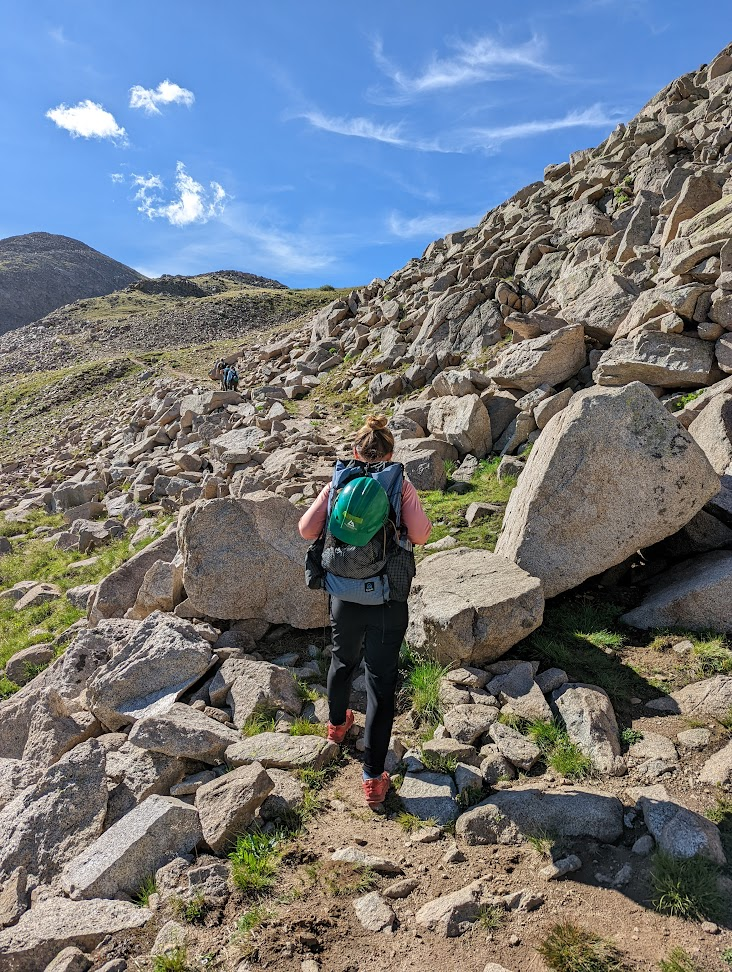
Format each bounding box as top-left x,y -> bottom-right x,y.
701,921 -> 720,934
441,844 -> 466,864
539,855 -> 582,881
613,863 -> 633,887
353,892 -> 395,932
383,878 -> 419,899
409,827 -> 442,844
631,835 -> 655,856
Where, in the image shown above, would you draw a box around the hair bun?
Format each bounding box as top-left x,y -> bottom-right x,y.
366,414 -> 388,431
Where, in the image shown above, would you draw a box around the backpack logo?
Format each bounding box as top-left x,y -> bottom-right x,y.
365,581 -> 375,592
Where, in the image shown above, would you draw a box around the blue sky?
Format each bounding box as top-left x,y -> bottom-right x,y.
0,2 -> 730,287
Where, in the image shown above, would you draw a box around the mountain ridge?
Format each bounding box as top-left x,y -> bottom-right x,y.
0,231 -> 144,334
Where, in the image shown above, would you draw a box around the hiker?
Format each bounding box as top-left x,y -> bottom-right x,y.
221,365 -> 232,391
228,365 -> 240,391
298,415 -> 431,810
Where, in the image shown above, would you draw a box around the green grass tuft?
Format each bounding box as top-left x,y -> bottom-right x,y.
241,708 -> 277,737
650,851 -> 723,922
658,949 -> 705,972
419,749 -> 457,775
527,719 -> 591,779
229,832 -> 282,896
537,922 -> 627,972
289,717 -> 327,737
236,904 -> 271,934
395,811 -> 437,833
400,645 -> 449,726
132,874 -> 157,908
478,903 -> 506,930
152,947 -> 189,972
171,892 -> 206,924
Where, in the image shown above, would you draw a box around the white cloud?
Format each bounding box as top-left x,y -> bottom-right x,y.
110,172 -> 125,183
46,100 -> 127,142
372,34 -> 556,102
129,79 -> 195,115
131,162 -> 227,226
387,210 -> 483,239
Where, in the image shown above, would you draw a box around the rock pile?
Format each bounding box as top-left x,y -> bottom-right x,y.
3,41 -> 732,970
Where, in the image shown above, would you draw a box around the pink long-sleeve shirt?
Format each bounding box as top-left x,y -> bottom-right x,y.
299,479 -> 432,545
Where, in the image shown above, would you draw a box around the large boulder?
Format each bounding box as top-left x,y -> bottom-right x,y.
179,493 -> 325,626
179,390 -> 242,426
88,527 -> 178,626
0,622 -> 134,762
0,897 -> 150,972
0,740 -> 108,884
595,332 -> 717,388
407,548 -> 544,665
688,393 -> 732,475
427,395 -> 492,458
622,552 -> 732,633
52,479 -> 105,513
397,771 -> 460,826
455,786 -> 624,845
61,795 -> 202,900
488,325 -> 587,392
495,383 -> 719,598
86,613 -> 212,731
560,273 -> 638,343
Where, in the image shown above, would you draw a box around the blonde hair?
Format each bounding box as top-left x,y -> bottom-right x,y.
354,414 -> 395,462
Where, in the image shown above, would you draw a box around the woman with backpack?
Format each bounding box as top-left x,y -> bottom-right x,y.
298,415 -> 431,809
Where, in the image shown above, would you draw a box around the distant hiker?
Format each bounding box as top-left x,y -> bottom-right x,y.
222,365 -> 232,391
299,415 -> 431,810
229,365 -> 240,391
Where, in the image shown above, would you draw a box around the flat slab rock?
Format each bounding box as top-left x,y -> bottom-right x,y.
398,771 -> 459,826
331,847 -> 402,875
456,786 -> 624,845
61,795 -> 202,900
225,733 -> 339,770
0,896 -> 150,971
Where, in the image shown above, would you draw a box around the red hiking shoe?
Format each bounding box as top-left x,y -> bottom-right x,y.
327,709 -> 354,744
363,772 -> 391,810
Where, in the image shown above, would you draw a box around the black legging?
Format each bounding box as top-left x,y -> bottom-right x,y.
327,597 -> 409,777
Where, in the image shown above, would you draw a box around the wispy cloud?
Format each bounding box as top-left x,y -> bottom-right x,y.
300,103 -> 620,154
46,100 -> 127,142
301,111 -> 406,145
464,103 -> 622,149
129,79 -> 195,115
110,172 -> 125,184
299,110 -> 448,153
387,210 -> 483,239
371,33 -> 557,103
130,162 -> 227,226
49,26 -> 70,45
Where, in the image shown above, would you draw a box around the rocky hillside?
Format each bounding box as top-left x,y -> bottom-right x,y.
0,232 -> 143,334
2,41 -> 732,972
